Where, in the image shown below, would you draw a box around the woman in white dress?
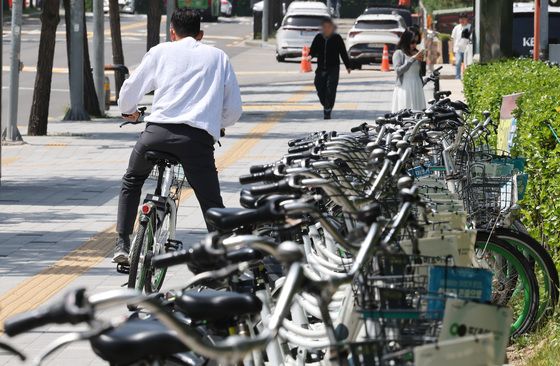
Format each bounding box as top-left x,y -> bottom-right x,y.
391,29 -> 426,113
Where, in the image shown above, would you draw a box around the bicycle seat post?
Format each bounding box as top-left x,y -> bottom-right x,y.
155,162 -> 166,197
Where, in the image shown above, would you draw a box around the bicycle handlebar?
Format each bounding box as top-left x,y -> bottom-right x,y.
119,107 -> 147,128
4,289 -> 92,337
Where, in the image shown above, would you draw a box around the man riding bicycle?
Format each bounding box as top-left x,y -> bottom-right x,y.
113,9 -> 242,264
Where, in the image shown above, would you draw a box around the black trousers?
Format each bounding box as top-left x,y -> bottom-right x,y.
117,123 -> 224,235
314,66 -> 340,112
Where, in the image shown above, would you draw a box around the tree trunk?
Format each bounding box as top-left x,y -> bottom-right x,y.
27,0 -> 60,136
147,0 -> 161,51
62,0 -> 102,117
109,0 -> 126,98
81,13 -> 102,116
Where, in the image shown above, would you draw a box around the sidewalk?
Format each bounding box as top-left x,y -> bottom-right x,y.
0,71 -> 400,365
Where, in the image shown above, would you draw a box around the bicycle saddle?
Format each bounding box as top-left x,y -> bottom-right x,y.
175,289 -> 262,322
90,318 -> 193,365
205,202 -> 283,231
144,150 -> 180,165
240,188 -> 258,208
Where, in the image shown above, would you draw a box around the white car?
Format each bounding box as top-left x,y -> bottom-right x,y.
275,1 -> 330,62
103,0 -> 136,14
220,0 -> 233,17
346,14 -> 406,68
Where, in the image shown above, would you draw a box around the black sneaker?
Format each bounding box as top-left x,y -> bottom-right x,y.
324,110 -> 331,120
112,235 -> 130,264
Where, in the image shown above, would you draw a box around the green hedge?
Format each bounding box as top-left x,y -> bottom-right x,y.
463,59 -> 560,249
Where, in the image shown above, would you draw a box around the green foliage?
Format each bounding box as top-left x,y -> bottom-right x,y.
422,0 -> 472,13
463,59 -> 560,250
438,32 -> 451,42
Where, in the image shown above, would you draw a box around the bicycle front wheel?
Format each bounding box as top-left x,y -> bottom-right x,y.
490,228 -> 559,329
128,212 -> 155,292
475,232 -> 540,336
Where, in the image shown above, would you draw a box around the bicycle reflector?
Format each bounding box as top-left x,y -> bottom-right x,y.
141,204 -> 151,215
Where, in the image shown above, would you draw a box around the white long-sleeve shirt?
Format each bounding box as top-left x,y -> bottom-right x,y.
451,24 -> 465,53
118,37 -> 242,141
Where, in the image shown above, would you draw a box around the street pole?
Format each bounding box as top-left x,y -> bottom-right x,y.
5,0 -> 23,141
540,0 -> 549,60
262,0 -> 269,44
474,0 -> 480,55
93,0 -> 105,114
534,0 -> 541,60
0,1 -> 3,185
166,0 -> 176,41
64,0 -> 90,121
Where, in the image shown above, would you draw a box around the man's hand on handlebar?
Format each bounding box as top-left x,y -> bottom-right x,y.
119,107 -> 147,127
122,111 -> 141,122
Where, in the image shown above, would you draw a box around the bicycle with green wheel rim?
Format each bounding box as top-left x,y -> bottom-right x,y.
127,151 -> 185,294
474,231 -> 540,336
486,228 -> 559,329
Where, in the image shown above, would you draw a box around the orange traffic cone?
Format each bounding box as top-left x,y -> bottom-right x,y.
300,46 -> 312,73
381,44 -> 391,72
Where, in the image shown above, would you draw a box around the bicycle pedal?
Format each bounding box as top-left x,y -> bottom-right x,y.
116,263 -> 130,274
165,239 -> 183,251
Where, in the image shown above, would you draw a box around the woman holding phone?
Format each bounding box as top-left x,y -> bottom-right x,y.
391,29 -> 426,113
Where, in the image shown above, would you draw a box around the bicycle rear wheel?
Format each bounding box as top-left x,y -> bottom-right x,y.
128,212 -> 155,292
475,231 -> 539,336
145,208 -> 175,293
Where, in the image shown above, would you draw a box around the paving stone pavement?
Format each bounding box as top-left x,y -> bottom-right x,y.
0,70 -> 438,365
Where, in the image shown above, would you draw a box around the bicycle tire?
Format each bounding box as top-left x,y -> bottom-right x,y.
128,213 -> 155,292
490,228 -> 559,328
512,220 -> 530,235
475,231 -> 539,336
145,208 -> 174,293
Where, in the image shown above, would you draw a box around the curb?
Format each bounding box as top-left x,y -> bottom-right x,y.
244,39 -> 276,48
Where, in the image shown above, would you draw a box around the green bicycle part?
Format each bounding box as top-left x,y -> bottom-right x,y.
475,237 -> 539,336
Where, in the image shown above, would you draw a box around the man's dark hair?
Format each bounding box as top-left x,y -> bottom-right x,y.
171,8 -> 201,37
458,12 -> 468,19
321,17 -> 334,26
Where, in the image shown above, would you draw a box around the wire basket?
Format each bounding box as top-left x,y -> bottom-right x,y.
463,162 -> 516,228
353,255 -> 493,349
347,339 -> 415,366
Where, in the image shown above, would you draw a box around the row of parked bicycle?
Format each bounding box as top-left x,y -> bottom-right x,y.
2,89 -> 557,365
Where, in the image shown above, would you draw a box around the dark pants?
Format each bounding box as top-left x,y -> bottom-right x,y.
117,123 -> 224,235
314,66 -> 340,112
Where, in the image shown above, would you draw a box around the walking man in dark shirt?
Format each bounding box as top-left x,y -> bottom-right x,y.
309,18 -> 351,119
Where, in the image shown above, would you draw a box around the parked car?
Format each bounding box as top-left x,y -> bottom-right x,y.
220,0 -> 232,17
346,14 -> 406,68
103,0 -> 136,14
275,1 -> 330,62
363,6 -> 413,26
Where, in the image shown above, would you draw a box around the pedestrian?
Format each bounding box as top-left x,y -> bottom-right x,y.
391,29 -> 426,113
113,9 -> 242,264
408,25 -> 426,78
451,13 -> 470,80
309,18 -> 351,120
424,25 -> 440,73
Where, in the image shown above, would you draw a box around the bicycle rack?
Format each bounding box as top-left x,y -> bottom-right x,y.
116,263 -> 130,274
165,239 -> 183,252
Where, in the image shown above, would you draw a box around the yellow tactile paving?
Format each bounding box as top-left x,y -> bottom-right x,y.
0,85 -> 313,330
0,157 -> 19,166
243,102 -> 358,112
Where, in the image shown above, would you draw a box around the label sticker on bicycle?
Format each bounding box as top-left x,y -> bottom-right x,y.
409,165 -> 434,177
439,299 -> 512,365
426,266 -> 493,318
414,333 -> 495,366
